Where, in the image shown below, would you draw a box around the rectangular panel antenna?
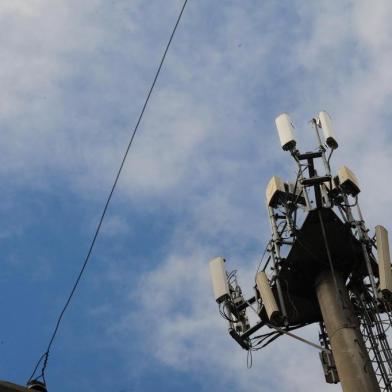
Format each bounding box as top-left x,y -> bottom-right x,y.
266,176 -> 285,207
376,225 -> 392,298
256,271 -> 280,324
209,257 -> 230,303
337,166 -> 360,196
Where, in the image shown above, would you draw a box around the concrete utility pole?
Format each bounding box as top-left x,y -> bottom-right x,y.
0,380 -> 47,392
316,271 -> 380,392
209,111 -> 392,391
0,381 -> 30,392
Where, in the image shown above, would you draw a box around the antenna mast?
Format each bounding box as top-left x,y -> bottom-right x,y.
209,111 -> 392,392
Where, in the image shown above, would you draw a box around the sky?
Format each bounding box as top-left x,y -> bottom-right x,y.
1,1 -> 392,391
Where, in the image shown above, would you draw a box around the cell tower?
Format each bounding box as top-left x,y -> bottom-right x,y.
209,111 -> 392,392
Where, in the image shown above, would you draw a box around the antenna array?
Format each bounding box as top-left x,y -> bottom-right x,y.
209,111 -> 392,392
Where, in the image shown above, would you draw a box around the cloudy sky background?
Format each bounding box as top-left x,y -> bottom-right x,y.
1,1 -> 392,391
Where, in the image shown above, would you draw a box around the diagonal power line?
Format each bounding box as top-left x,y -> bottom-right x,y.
28,0 -> 190,383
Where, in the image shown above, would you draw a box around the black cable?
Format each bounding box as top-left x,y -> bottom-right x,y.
327,148 -> 334,166
318,210 -> 340,297
28,0 -> 190,383
257,332 -> 282,349
28,353 -> 47,385
251,332 -> 279,349
219,302 -> 238,323
256,241 -> 271,274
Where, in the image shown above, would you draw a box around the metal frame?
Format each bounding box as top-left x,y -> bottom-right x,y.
212,112 -> 392,391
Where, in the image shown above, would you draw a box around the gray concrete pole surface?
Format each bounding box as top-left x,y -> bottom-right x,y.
0,381 -> 30,392
316,271 -> 380,392
0,380 -> 46,392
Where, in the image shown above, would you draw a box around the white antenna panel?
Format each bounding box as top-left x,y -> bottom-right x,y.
337,166 -> 360,196
256,271 -> 280,323
375,225 -> 392,298
319,111 -> 338,149
266,175 -> 285,207
209,257 -> 230,303
275,113 -> 296,151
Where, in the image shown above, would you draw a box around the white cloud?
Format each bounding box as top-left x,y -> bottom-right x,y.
2,0 -> 392,390
116,1 -> 392,391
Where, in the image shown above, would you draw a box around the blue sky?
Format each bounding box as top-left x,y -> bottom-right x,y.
1,1 -> 392,391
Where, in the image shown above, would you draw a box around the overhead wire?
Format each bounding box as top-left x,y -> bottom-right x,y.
28,0 -> 190,383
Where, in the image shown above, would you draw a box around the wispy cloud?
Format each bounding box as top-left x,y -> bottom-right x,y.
1,0 -> 392,391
